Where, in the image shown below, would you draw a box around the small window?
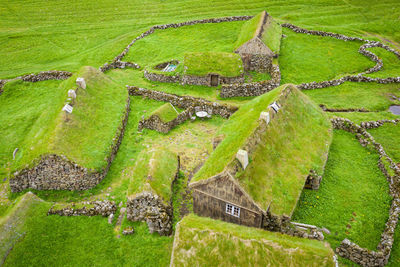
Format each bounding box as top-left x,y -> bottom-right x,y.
226,203 -> 240,218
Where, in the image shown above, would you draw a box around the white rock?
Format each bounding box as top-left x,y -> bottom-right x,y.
76,77 -> 86,89
260,111 -> 270,124
68,89 -> 76,99
236,149 -> 249,170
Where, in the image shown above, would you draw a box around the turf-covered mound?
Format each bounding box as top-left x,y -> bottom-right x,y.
9,66 -> 129,192
127,149 -> 178,203
146,103 -> 181,123
192,84 -> 332,216
184,52 -> 243,77
171,214 -> 335,267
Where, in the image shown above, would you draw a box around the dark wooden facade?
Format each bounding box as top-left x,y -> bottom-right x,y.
191,172 -> 264,228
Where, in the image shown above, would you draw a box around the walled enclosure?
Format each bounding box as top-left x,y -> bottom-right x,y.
9,96 -> 131,192
331,118 -> 400,267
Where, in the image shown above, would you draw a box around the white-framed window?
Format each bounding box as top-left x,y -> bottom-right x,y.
226,203 -> 240,218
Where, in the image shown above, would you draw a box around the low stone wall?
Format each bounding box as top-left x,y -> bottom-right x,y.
319,104 -> 370,113
331,117 -> 400,266
48,200 -> 116,217
99,60 -> 140,72
20,71 -> 72,82
360,119 -> 400,129
143,70 -> 181,83
126,192 -> 173,236
10,96 -> 131,192
128,86 -> 238,118
138,107 -> 194,133
220,64 -> 281,98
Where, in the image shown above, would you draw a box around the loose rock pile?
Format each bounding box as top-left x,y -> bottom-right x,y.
48,200 -> 117,217
331,117 -> 400,266
126,192 -> 172,236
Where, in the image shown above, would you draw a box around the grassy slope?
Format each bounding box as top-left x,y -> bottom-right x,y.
304,82 -> 400,111
0,80 -> 65,178
368,124 -> 400,163
192,85 -> 283,182
125,21 -> 244,68
1,0 -> 399,79
237,87 -> 332,215
184,52 -> 243,77
261,16 -> 282,54
234,11 -> 262,49
172,214 -> 335,267
366,47 -> 400,78
127,149 -> 177,202
4,199 -> 172,267
292,130 -> 391,253
147,103 -> 180,123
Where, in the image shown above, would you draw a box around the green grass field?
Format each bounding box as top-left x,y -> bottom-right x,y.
1,0 -> 400,266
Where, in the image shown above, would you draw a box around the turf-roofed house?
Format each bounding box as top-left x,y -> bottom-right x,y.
190,84 -> 332,229
234,10 -> 282,72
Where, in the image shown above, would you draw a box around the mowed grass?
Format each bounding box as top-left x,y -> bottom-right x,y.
125,21 -> 244,68
1,0 -> 400,79
303,82 -> 400,111
237,86 -> 332,215
292,130 -> 391,253
0,80 -> 66,178
3,199 -> 173,267
366,47 -> 400,78
171,214 -> 335,267
279,28 -> 374,84
368,124 -> 400,163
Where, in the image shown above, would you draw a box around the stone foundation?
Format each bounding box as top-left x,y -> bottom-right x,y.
220,64 -> 281,98
99,60 -> 140,72
48,200 -> 117,217
143,70 -> 181,83
128,86 -> 237,118
10,96 -> 131,192
126,192 -> 173,236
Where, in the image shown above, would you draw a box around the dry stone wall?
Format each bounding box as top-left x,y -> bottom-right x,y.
360,119 -> 400,129
128,86 -> 238,118
331,117 -> 400,266
220,64 -> 281,98
143,70 -> 181,83
48,200 -> 116,217
138,107 -> 194,133
99,60 -> 140,72
10,96 -> 131,192
127,192 -> 173,236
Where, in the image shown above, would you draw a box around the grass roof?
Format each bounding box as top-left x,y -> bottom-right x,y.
146,103 -> 181,123
171,214 -> 335,267
234,11 -> 264,49
261,15 -> 282,54
192,85 -> 283,182
237,86 -> 332,215
184,52 -> 243,77
127,149 -> 178,202
9,66 -> 127,173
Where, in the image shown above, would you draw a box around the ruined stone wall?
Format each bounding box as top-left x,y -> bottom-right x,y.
48,200 -> 116,217
359,119 -> 400,129
128,86 -> 238,118
220,64 -> 281,98
10,97 -> 131,192
126,192 -> 173,236
138,107 -> 194,133
100,60 -> 140,72
331,117 -> 400,266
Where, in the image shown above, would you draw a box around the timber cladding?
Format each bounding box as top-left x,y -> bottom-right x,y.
190,172 -> 264,228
